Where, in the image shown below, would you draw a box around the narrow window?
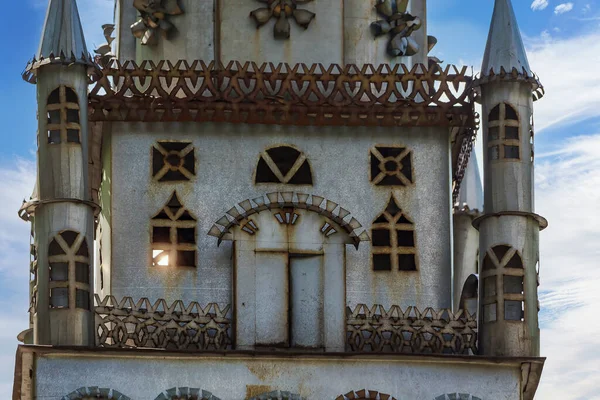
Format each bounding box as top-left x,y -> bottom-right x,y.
151,191 -> 197,268
483,245 -> 525,322
371,196 -> 417,271
487,103 -> 520,161
255,146 -> 313,185
48,230 -> 90,310
46,86 -> 81,145
370,146 -> 414,186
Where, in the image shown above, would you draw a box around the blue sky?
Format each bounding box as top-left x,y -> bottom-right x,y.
1,0 -> 600,398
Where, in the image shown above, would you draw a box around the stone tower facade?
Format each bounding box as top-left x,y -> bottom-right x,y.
12,0 -> 546,399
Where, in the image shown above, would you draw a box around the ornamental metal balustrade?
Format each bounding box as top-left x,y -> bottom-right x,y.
95,296 -> 477,354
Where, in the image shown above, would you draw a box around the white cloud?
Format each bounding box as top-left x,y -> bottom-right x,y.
555,2 -> 575,14
535,134 -> 600,399
531,0 -> 549,11
526,29 -> 600,132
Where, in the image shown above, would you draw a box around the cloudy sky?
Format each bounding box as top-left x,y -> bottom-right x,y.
0,0 -> 599,398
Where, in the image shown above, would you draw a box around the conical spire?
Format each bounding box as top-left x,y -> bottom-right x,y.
23,0 -> 95,83
481,0 -> 532,77
456,151 -> 483,213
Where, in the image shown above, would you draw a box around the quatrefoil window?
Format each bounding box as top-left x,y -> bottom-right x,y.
152,141 -> 195,182
370,146 -> 414,186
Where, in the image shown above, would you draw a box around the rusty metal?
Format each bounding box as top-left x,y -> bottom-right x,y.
336,390 -> 396,400
208,192 -> 370,248
346,304 -> 477,355
95,295 -> 233,350
250,0 -> 316,40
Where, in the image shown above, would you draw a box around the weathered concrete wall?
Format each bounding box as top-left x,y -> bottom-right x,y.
108,122 -> 452,312
34,352 -> 521,399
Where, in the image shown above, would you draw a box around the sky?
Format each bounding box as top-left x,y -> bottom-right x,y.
0,0 -> 599,398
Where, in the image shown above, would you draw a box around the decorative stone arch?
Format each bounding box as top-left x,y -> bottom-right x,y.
336,389 -> 396,400
61,387 -> 131,400
208,191 -> 369,248
215,193 -> 367,351
434,394 -> 482,400
249,391 -> 304,400
154,387 -> 220,400
459,274 -> 479,316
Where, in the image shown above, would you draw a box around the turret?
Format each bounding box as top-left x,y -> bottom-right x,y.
453,152 -> 483,314
475,0 -> 546,357
23,0 -> 97,346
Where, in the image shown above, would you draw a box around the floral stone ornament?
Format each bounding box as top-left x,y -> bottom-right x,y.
371,0 -> 422,57
250,0 -> 316,40
130,0 -> 183,46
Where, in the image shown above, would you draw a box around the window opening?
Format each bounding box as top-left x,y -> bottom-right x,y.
151,191 -> 197,268
371,196 -> 417,271
255,146 -> 313,185
370,146 -> 414,186
46,86 -> 81,145
483,245 -> 525,322
487,103 -> 520,161
152,141 -> 196,182
48,230 -> 90,310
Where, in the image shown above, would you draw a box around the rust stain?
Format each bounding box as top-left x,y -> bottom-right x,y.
247,363 -> 281,381
245,385 -> 271,399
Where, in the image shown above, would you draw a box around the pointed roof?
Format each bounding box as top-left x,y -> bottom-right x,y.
456,151 -> 483,214
481,0 -> 531,77
23,0 -> 96,83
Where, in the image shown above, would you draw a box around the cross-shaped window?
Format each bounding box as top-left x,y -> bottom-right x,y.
46,86 -> 81,145
487,103 -> 520,161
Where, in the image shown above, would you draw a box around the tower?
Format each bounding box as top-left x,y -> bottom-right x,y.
475,0 -> 546,357
23,0 -> 96,346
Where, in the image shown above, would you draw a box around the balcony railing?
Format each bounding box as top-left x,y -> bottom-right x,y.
95,296 -> 477,355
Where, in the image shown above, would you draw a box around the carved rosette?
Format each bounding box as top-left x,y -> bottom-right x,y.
371,0 -> 422,57
250,0 -> 316,40
130,0 -> 183,46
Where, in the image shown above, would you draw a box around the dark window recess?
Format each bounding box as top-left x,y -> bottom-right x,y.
504,145 -> 520,159
397,230 -> 415,247
370,147 -> 414,186
177,251 -> 196,266
489,105 -> 500,121
373,215 -> 388,224
505,252 -> 524,268
255,146 -> 313,185
152,227 -> 171,243
75,289 -> 90,310
152,141 -> 196,182
48,110 -> 61,124
48,239 -> 64,256
492,245 -> 511,261
49,262 -> 68,282
76,240 -> 89,257
65,88 -> 78,103
48,130 -> 61,144
398,254 -> 417,271
67,129 -> 80,143
50,288 -> 68,309
373,254 -> 392,271
504,275 -> 524,294
483,256 -> 495,270
66,109 -> 80,124
177,228 -> 196,244
178,210 -> 195,221
505,126 -> 520,140
61,230 -> 78,247
505,105 -> 519,121
75,262 -> 90,284
488,126 -> 500,141
48,89 -> 61,104
100,266 -> 104,290
504,300 -> 524,321
372,229 -> 391,247
484,276 -> 497,297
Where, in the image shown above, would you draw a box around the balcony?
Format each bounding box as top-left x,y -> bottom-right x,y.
94,295 -> 477,355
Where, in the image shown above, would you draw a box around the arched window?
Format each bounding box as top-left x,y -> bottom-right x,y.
47,86 -> 81,145
372,196 -> 417,271
434,394 -> 482,400
61,387 -> 130,400
482,245 -> 524,323
151,191 -> 197,268
487,103 -> 520,161
337,390 -> 396,400
48,230 -> 90,310
255,146 -> 313,185
154,387 -> 220,400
